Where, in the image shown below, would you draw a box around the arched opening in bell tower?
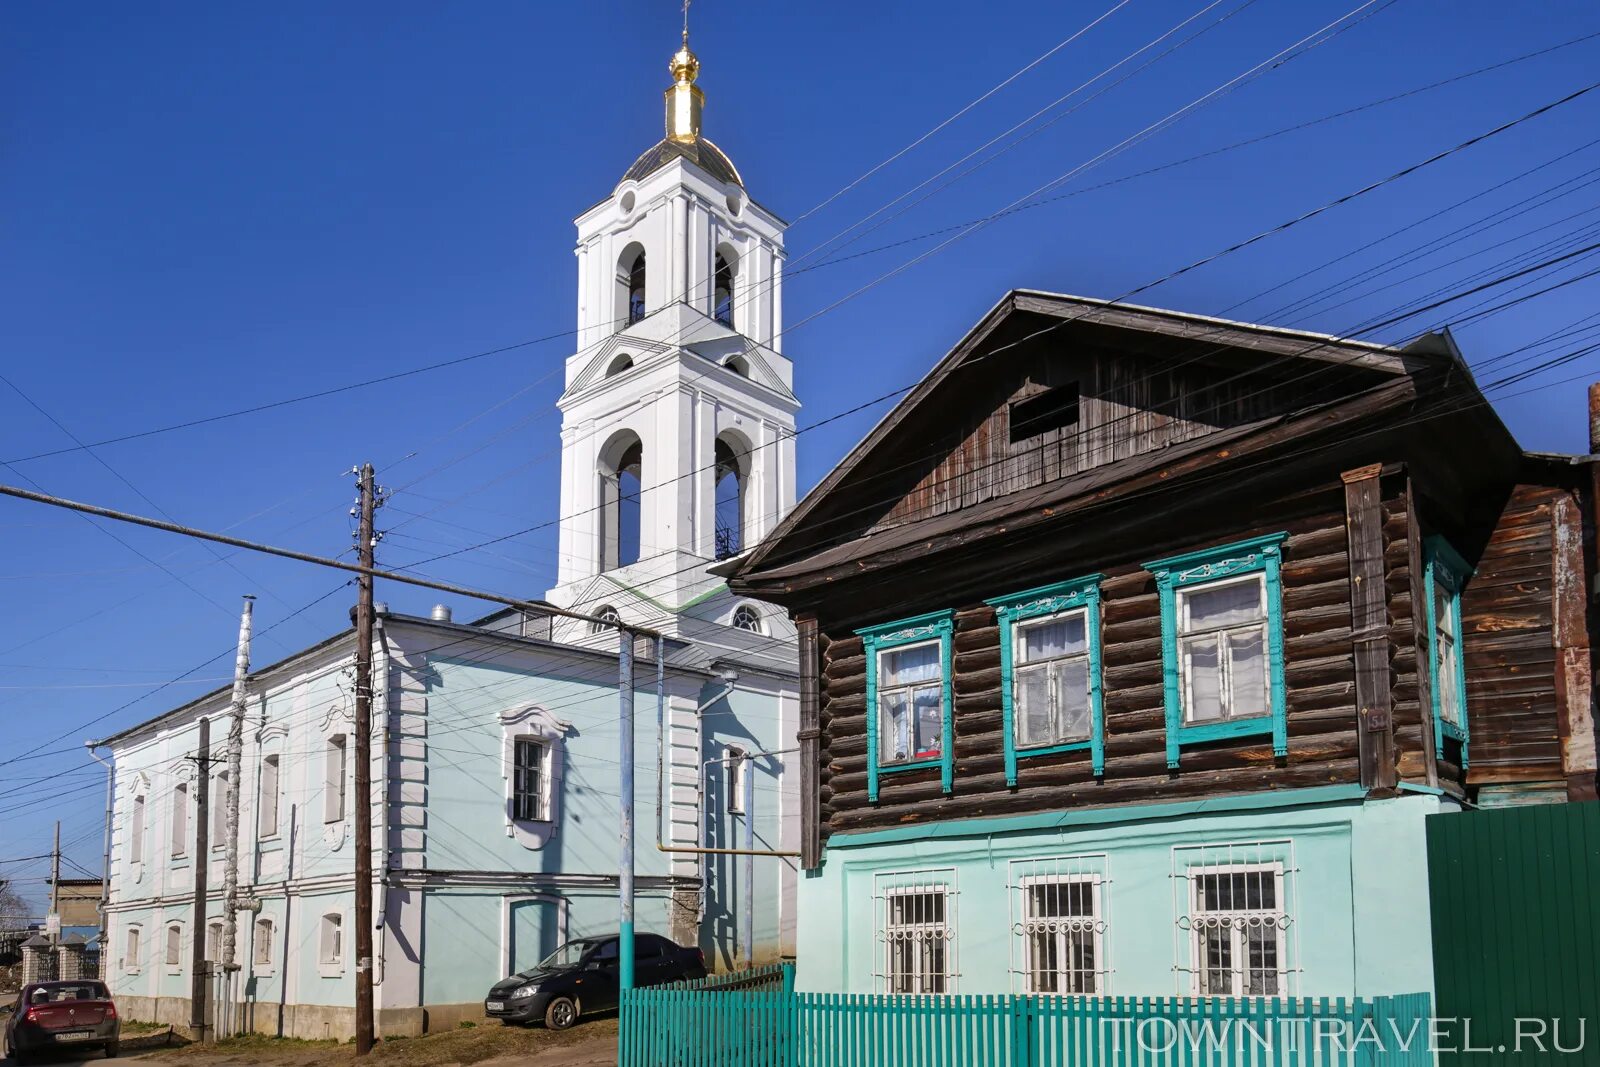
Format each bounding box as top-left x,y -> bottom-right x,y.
598,430 -> 644,570
617,243 -> 647,327
713,247 -> 736,327
713,433 -> 750,560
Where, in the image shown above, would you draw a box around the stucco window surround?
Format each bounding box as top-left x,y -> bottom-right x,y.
122,923 -> 143,976
125,772 -> 151,886
499,893 -> 570,977
317,908 -> 347,978
1424,536 -> 1472,768
164,922 -> 184,975
167,760 -> 195,865
501,705 -> 574,850
252,915 -> 277,977
318,704 -> 355,851
859,610 -> 955,803
1144,533 -> 1289,769
987,575 -> 1106,786
257,723 -> 289,851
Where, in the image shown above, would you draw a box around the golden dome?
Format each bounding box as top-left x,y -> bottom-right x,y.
669,38 -> 700,84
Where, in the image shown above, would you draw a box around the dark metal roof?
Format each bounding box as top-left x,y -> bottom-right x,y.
623,137 -> 742,188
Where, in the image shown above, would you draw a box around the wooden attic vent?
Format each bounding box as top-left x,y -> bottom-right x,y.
1008,382 -> 1080,444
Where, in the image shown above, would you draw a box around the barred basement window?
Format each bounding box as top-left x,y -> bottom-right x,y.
512,738 -> 549,822
1173,841 -> 1296,998
1008,855 -> 1109,995
875,870 -> 957,995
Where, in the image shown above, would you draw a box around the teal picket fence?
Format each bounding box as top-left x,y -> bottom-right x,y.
620,968 -> 1434,1067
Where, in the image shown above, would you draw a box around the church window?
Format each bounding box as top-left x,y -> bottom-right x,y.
619,246 -> 647,326
590,605 -> 622,634
714,436 -> 746,560
732,605 -> 762,633
599,432 -> 643,569
724,355 -> 749,377
606,353 -> 634,377
714,250 -> 735,326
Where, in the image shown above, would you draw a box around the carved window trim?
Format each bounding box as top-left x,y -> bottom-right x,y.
1144,533 -> 1288,769
858,610 -> 955,802
987,575 -> 1105,786
1424,536 -> 1472,767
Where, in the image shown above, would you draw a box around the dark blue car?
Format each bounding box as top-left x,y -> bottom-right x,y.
483,933 -> 705,1029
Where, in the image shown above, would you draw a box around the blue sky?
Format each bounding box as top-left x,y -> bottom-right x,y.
3,0 -> 1599,908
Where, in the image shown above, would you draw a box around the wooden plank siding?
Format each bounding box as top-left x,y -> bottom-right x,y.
871,346 -> 1350,535
1461,484 -> 1568,787
817,481 -> 1368,837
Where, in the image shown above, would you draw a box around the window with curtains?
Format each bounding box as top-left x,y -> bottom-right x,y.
1145,534 -> 1288,769
258,755 -> 280,838
1014,612 -> 1093,747
859,611 -> 956,800
988,576 -> 1105,784
878,641 -> 944,766
1177,575 -> 1269,725
512,737 -> 549,822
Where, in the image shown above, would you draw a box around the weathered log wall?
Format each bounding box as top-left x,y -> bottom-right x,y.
818,483 -> 1366,838
1461,484 -> 1567,786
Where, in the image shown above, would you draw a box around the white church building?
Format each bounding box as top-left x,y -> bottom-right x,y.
97,33 -> 801,1038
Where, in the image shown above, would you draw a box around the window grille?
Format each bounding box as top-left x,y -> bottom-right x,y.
1177,573 -> 1269,724
873,869 -> 957,994
1172,840 -> 1297,997
1007,854 -> 1109,994
512,737 -> 548,822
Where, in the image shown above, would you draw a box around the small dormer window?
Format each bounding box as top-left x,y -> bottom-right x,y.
1009,383 -> 1080,443
732,605 -> 762,633
591,605 -> 622,633
606,353 -> 634,377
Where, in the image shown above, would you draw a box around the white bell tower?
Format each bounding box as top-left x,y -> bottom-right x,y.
547,30 -> 798,643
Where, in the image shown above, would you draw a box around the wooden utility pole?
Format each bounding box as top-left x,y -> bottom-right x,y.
352,463 -> 376,1056
48,821 -> 60,946
189,716 -> 211,1043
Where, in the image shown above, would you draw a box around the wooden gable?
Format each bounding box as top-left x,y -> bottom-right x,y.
754,291 -> 1430,568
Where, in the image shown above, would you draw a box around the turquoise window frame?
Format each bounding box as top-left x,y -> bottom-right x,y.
986,575 -> 1105,787
1143,533 -> 1288,769
1423,536 -> 1472,769
859,610 -> 956,802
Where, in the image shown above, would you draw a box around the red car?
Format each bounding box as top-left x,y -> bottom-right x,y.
4,981 -> 120,1062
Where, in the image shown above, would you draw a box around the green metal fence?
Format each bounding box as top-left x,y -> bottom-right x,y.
621,969 -> 1434,1067
1427,801 -> 1600,1065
